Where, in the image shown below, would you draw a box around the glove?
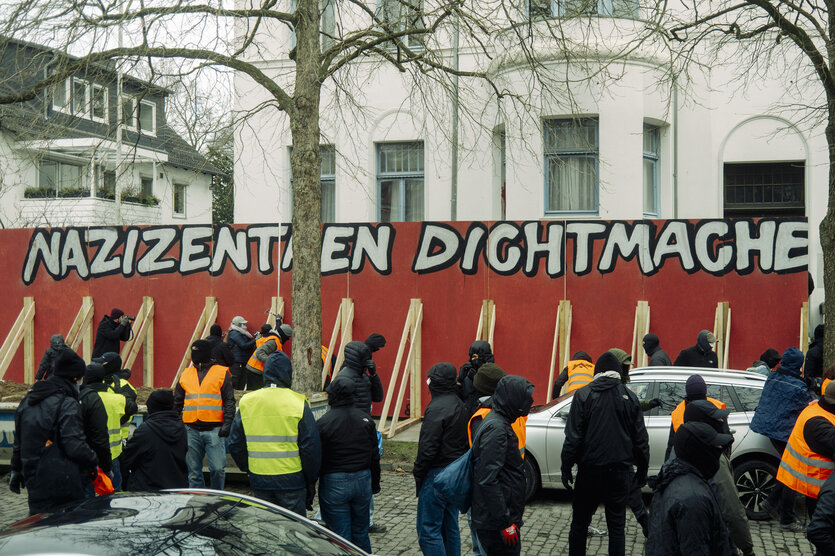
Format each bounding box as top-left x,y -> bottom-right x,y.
120,315 -> 131,326
561,467 -> 574,492
365,360 -> 377,376
415,477 -> 423,497
305,482 -> 315,511
648,398 -> 662,409
633,468 -> 648,489
218,424 -> 231,438
501,524 -> 520,546
8,471 -> 22,494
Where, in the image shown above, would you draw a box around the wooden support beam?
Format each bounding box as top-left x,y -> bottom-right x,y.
476,300 -> 495,345
800,302 -> 810,355
546,304 -> 562,403
713,302 -> 731,368
322,303 -> 343,388
0,298 -> 35,382
123,297 -> 155,378
23,298 -> 34,384
388,301 -> 423,438
171,297 -> 217,388
379,299 -> 423,437
330,298 -> 354,382
66,296 -> 94,362
266,297 -> 285,328
557,300 -> 572,374
378,302 -> 415,432
630,301 -> 650,368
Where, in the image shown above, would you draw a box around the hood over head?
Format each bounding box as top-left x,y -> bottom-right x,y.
571,351 -> 592,363
492,375 -> 535,421
29,374 -> 79,405
326,377 -> 356,407
263,351 -> 293,387
343,341 -> 372,371
594,352 -> 621,375
49,334 -> 66,350
146,389 -> 175,414
780,347 -> 804,375
696,330 -> 714,353
209,324 -> 223,337
815,324 -> 825,341
759,348 -> 781,369
468,341 -> 494,370
94,352 -> 123,374
674,421 -> 732,479
427,362 -> 458,394
52,347 -> 86,380
642,333 -> 659,354
83,363 -> 107,385
364,333 -> 387,352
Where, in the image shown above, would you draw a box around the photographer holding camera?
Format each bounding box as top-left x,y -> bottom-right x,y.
92,308 -> 133,359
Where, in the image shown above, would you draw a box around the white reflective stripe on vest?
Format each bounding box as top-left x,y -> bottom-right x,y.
786,443 -> 835,469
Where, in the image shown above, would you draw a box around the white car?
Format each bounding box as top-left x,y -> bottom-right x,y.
524,367 -> 781,519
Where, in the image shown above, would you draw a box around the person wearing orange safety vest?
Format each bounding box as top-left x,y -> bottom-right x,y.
246,324 -> 292,391
663,374 -> 726,461
552,351 -> 594,399
174,339 -> 236,490
775,380 -> 835,529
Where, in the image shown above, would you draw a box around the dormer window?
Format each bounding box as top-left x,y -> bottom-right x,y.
122,95 -> 157,136
52,78 -> 108,122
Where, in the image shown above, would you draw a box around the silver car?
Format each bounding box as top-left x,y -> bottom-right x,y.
524,367 -> 781,519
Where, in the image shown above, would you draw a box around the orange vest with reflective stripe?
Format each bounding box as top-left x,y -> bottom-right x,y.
565,360 -> 595,393
467,407 -> 527,458
247,337 -> 280,373
671,397 -> 726,432
322,345 -> 332,376
776,402 -> 835,498
180,365 -> 227,423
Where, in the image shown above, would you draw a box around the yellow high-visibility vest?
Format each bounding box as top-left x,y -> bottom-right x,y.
239,387 -> 307,476
97,390 -> 127,459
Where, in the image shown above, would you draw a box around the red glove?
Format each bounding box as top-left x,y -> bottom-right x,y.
501,524 -> 519,546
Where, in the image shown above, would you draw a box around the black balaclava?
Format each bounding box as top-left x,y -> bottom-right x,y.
674,423 -> 724,479
642,333 -> 659,355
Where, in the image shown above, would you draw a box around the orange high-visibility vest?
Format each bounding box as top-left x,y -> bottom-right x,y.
467,407 -> 527,458
671,397 -> 726,432
180,364 -> 227,423
565,360 -> 595,393
823,378 -> 832,395
776,402 -> 835,498
247,337 -> 279,374
322,345 -> 332,375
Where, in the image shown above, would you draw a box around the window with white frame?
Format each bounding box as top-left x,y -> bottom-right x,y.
321,145 -> 336,222
643,124 -> 659,216
91,84 -> 108,122
72,78 -> 90,118
380,0 -> 425,50
52,80 -> 70,112
38,160 -> 87,194
122,96 -> 157,135
544,118 -> 598,213
53,78 -> 109,121
529,0 -> 637,19
377,142 -> 424,222
173,183 -> 187,216
321,0 -> 337,49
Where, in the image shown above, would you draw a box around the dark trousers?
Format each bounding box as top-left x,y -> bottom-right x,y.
767,439 -> 797,524
230,362 -> 246,390
475,529 -> 521,556
568,464 -> 631,556
254,488 -> 306,516
245,369 -> 264,391
626,484 -> 648,534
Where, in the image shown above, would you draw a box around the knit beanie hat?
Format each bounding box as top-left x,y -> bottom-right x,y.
608,348 -> 632,367
685,374 -> 707,398
759,348 -> 781,369
594,352 -> 621,375
53,347 -> 86,380
110,308 -> 125,320
473,363 -> 507,396
146,389 -> 175,414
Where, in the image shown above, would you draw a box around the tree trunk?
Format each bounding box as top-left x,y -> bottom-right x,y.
288,0 -> 323,394
820,111 -> 835,370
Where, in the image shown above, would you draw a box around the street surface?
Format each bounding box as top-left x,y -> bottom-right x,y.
0,470 -> 817,555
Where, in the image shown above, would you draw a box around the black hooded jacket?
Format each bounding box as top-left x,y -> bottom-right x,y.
472,375 -> 534,530
336,341 -> 383,415
78,386 -> 112,472
643,334 -> 672,367
12,376 -> 98,503
561,370 -> 649,472
457,341 -> 494,416
317,379 -> 381,492
808,473 -> 835,555
413,363 -> 469,487
92,316 -> 131,359
36,335 -> 66,381
807,325 -> 825,381
121,409 -> 188,491
674,331 -> 718,368
646,458 -> 732,556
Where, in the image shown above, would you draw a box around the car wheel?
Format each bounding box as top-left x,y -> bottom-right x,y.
524,455 -> 541,502
734,458 -> 778,521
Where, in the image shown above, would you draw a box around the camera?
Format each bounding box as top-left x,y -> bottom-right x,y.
125,316 -> 136,321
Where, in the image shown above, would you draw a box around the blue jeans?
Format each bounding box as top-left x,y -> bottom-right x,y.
186,426 -> 226,490
320,470 -> 372,554
417,467 -> 461,556
111,458 -> 122,492
254,488 -> 306,516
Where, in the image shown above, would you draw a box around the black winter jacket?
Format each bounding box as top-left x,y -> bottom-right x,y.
92,316 -> 131,359
317,380 -> 381,493
648,348 -> 672,367
808,338 -> 824,382
472,375 -> 534,530
12,376 -> 98,505
561,372 -> 649,472
85,382 -> 138,426
808,473 -> 835,555
646,458 -> 732,556
457,340 -> 494,417
673,331 -> 718,368
413,364 -> 468,488
227,329 -> 256,364
121,409 -> 188,491
35,335 -> 67,381
173,363 -> 236,432
336,341 -> 383,415
78,387 -> 112,472
205,334 -> 235,368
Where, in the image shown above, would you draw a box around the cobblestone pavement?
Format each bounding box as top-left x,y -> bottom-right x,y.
0,471 -> 818,555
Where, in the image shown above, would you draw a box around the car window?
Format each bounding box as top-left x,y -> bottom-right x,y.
706,384 -> 737,411
626,382 -> 651,400
655,382 -> 685,415
733,386 -> 762,412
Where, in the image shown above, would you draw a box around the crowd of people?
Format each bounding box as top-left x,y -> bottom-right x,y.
9,308 -> 835,555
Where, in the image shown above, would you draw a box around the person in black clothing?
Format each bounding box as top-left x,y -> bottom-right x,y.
78,363 -> 112,497
336,340 -> 384,415
35,334 -> 67,381
673,330 -> 718,368
472,375 -> 534,556
95,352 -> 137,403
122,389 -> 188,491
317,379 -> 380,554
10,348 -> 98,515
92,308 -> 132,359
205,323 -> 235,368
808,324 -> 825,385
642,334 -> 672,367
646,421 -> 733,556
458,340 -> 495,416
227,316 -> 256,389
551,351 -> 593,399
808,473 -> 835,555
414,362 -> 469,555
562,352 -> 650,556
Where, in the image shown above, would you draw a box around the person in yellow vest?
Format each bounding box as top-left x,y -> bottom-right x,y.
774,380 -> 835,531
551,351 -> 594,399
95,352 -> 138,453
228,350 -> 321,515
245,323 -> 293,391
82,358 -> 136,492
174,339 -> 236,490
663,374 -> 726,461
78,363 -> 112,498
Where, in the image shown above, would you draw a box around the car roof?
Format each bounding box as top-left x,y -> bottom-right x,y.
630,367 -> 767,386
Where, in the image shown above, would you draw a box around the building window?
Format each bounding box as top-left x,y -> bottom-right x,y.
321,145 -> 336,222
173,183 -> 187,216
321,0 -> 336,49
52,80 -> 70,112
643,125 -> 659,216
380,0 -> 425,50
122,96 -> 156,135
544,118 -> 598,213
95,167 -> 116,199
529,0 -> 637,18
38,160 -> 86,194
724,162 -> 805,217
141,176 -> 154,198
91,84 -> 108,122
377,142 -> 424,222
72,78 -> 90,118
